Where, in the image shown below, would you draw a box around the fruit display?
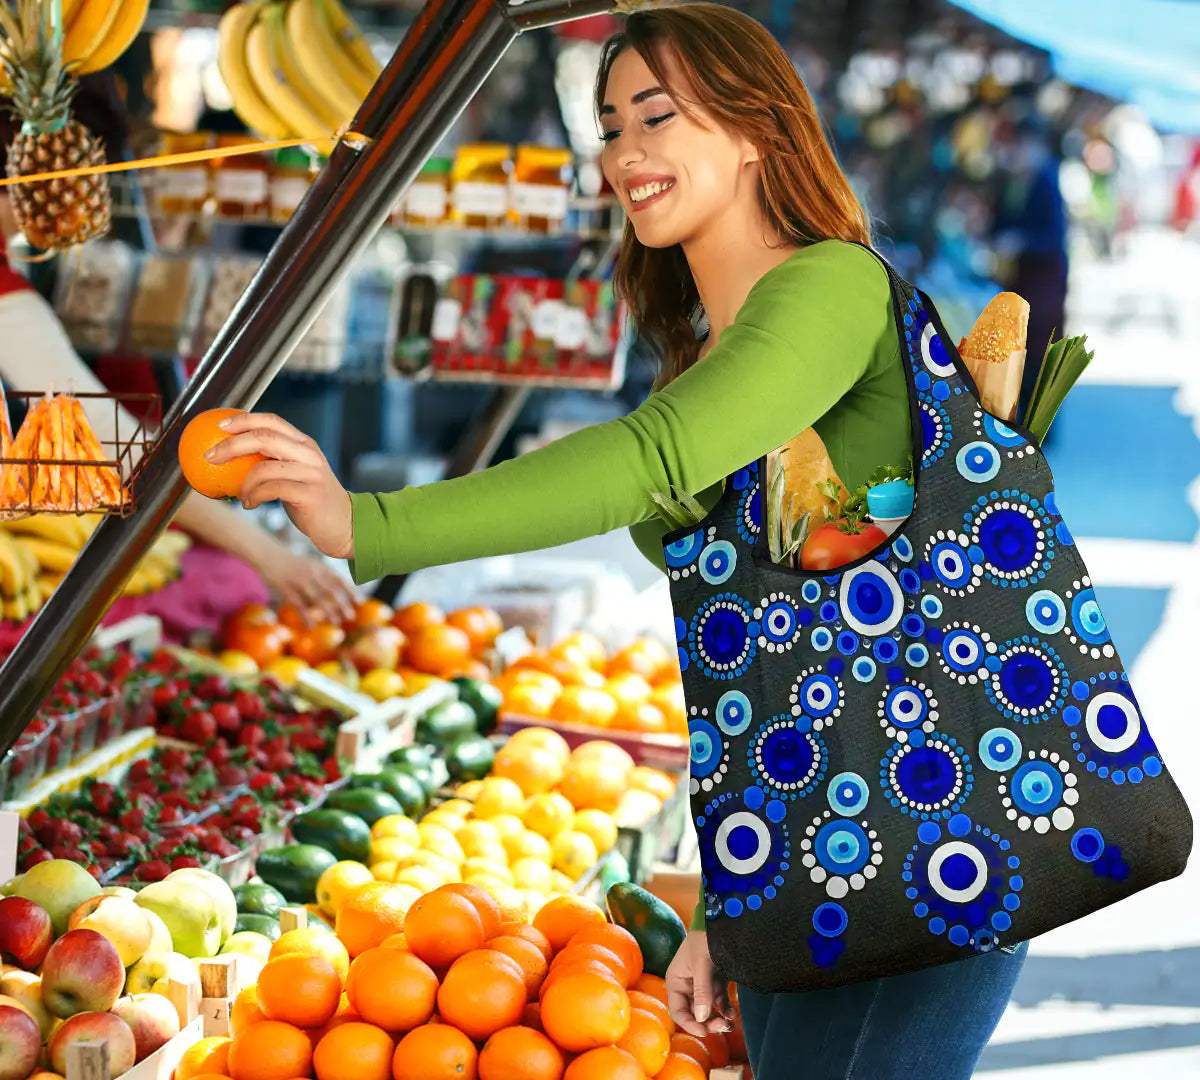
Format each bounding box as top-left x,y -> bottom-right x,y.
217,0 -> 380,150
0,0 -> 112,252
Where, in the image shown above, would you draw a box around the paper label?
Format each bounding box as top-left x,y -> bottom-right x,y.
405,181 -> 448,220
215,170 -> 269,205
531,299 -> 563,341
431,297 -> 463,342
555,306 -> 588,350
453,181 -> 509,218
161,168 -> 209,201
512,182 -> 569,219
270,177 -> 309,213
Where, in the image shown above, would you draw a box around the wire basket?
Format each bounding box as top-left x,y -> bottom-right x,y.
0,391 -> 161,518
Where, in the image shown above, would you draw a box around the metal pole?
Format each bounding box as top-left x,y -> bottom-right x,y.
0,0 -> 635,755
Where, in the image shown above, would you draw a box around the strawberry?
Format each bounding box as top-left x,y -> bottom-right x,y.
136,860 -> 171,882
211,702 -> 240,733
249,773 -> 282,798
216,764 -> 248,788
233,689 -> 266,722
264,750 -> 295,772
181,710 -> 217,745
196,675 -> 233,701
237,725 -> 266,750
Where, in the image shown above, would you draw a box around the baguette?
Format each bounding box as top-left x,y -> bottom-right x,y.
959,292 -> 1029,423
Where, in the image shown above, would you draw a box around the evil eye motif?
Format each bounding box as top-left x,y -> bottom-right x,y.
926,534 -> 978,593
687,593 -> 758,681
998,749 -> 1078,833
1062,576 -> 1116,660
839,562 -> 904,637
956,441 -> 1001,484
789,669 -> 842,731
755,593 -> 804,652
749,716 -> 827,800
920,319 -> 956,378
696,786 -> 789,919
801,810 -> 883,899
881,733 -> 974,819
977,413 -> 1035,459
1026,589 -> 1067,635
985,637 -> 1069,724
978,728 -> 1023,772
698,541 -> 737,585
715,690 -> 753,737
938,623 -> 995,684
1062,673 -> 1162,785
963,492 -> 1056,587
827,772 -> 870,816
878,682 -> 938,742
665,526 -> 714,580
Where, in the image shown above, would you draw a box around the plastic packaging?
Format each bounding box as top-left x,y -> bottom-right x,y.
511,146 -> 573,233
53,240 -> 138,354
866,479 -> 915,536
128,254 -> 207,353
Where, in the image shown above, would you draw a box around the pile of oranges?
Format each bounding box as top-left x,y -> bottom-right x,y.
174,885 -> 727,1080
496,633 -> 686,739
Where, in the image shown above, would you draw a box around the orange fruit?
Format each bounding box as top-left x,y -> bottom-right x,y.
392,602 -> 445,636
176,1036 -> 232,1080
498,922 -> 553,962
290,622 -> 347,667
605,672 -> 653,713
649,684 -> 686,732
484,935 -> 549,998
492,743 -> 565,797
392,1024 -> 478,1080
627,991 -> 673,1035
344,946 -> 437,1033
617,1009 -> 670,1076
436,951 -> 527,1043
521,1002 -> 543,1031
531,895 -> 607,953
557,632 -> 607,668
405,624 -> 473,676
506,727 -> 571,767
228,1022 -> 312,1080
629,973 -> 668,1007
612,702 -> 668,734
539,954 -> 625,999
335,883 -> 411,958
628,766 -> 677,801
230,985 -> 267,1037
306,993 -> 361,1049
562,1046 -> 642,1080
521,791 -> 575,838
539,970 -> 631,1052
179,408 -> 267,499
549,943 -> 626,984
565,924 -> 643,987
350,598 -> 394,630
502,682 -> 559,719
380,932 -> 410,951
669,1033 -> 712,1073
654,1054 -> 706,1080
257,953 -> 341,1029
478,1025 -> 564,1080
312,1022 -> 393,1080
700,1030 -> 731,1068
438,882 -> 503,940
270,928 -> 352,988
569,740 -> 635,775
608,638 -> 670,681
446,607 -> 504,654
404,890 -> 487,968
557,761 -> 627,813
550,686 -> 618,729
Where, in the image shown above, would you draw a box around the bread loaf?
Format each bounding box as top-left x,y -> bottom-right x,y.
959,292 -> 1030,422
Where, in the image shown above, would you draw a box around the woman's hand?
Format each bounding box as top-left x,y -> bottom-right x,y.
254,544 -> 358,626
206,412 -> 354,562
665,930 -> 735,1038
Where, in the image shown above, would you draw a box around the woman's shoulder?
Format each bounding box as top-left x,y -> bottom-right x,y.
760,238 -> 889,293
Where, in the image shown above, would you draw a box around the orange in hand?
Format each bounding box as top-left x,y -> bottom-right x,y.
178,408 -> 267,500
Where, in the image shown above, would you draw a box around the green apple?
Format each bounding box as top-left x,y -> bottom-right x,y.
218,932 -> 273,965
13,861 -> 101,936
141,909 -> 173,955
100,886 -> 138,900
164,869 -> 236,948
134,883 -> 221,958
0,875 -> 22,897
124,952 -> 200,999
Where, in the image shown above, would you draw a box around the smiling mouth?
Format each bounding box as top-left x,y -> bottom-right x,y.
628,179 -> 675,206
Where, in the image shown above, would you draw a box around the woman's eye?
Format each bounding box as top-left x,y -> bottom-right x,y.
645,111 -> 676,128
600,129 -> 620,143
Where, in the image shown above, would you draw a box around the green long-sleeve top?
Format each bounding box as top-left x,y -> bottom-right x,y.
349,239 -> 913,930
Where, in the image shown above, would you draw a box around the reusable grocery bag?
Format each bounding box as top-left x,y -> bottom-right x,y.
664,243 -> 1193,992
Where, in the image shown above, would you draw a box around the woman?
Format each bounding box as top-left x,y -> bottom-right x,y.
209,6 -> 1026,1075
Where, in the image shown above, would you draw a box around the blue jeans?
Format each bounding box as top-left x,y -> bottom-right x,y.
736,943 -> 1027,1079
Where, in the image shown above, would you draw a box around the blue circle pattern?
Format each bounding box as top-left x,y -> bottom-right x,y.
1062,672 -> 1162,785
749,715 -> 828,800
881,733 -> 975,819
698,786 -> 790,918
687,593 -> 759,681
985,636 -> 1070,723
963,493 -> 1056,587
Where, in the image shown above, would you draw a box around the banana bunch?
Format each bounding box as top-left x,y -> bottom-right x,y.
218,0 -> 380,154
62,0 -> 152,76
0,527 -> 41,622
120,528 -> 191,597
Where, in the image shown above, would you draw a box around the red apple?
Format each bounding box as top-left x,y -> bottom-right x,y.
67,896 -> 152,968
0,1003 -> 40,1080
0,898 -> 53,970
40,931 -> 124,1019
344,625 -> 403,674
48,1012 -> 135,1077
110,995 -> 180,1062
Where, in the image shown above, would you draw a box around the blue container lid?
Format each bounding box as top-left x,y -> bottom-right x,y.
867,479 -> 914,519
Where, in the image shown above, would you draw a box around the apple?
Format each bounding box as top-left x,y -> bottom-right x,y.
67,896 -> 152,968
140,909 -> 172,956
28,1072 -> 65,1080
40,930 -> 125,1019
110,995 -> 180,1062
13,861 -> 100,937
0,878 -> 21,898
48,1012 -> 135,1078
100,887 -> 138,901
0,1003 -> 40,1080
135,883 -> 220,959
163,870 -> 236,949
218,932 -> 273,965
0,897 -> 53,970
124,952 -> 199,1000
344,625 -> 404,674
0,973 -> 55,1040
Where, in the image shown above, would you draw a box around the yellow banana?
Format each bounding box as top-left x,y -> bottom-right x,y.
218,2 -> 293,141
244,5 -> 335,153
4,591 -> 28,623
61,0 -> 86,29
75,0 -> 151,75
2,512 -> 88,547
62,0 -> 123,69
262,2 -> 345,133
37,574 -> 62,603
310,0 -> 374,99
17,536 -> 80,575
14,536 -> 39,585
320,0 -> 379,86
285,0 -> 362,121
0,533 -> 25,597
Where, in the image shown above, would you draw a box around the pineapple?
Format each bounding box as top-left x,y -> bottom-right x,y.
0,0 -> 110,251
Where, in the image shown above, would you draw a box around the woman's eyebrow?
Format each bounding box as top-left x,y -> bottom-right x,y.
599,85 -> 667,116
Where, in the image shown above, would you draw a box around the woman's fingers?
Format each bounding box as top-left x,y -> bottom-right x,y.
216,411 -> 306,440
239,459 -> 319,509
207,424 -> 316,465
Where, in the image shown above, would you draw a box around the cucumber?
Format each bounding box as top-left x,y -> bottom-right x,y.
417,700 -> 477,747
233,912 -> 281,940
256,844 -> 338,904
290,807 -> 372,862
605,881 -> 688,978
444,734 -> 496,782
385,745 -> 436,771
232,882 -> 286,918
452,677 -> 504,735
322,786 -> 405,827
349,770 -> 427,817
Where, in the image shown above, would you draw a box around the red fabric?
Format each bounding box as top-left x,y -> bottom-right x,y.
0,236 -> 33,297
556,13 -> 619,41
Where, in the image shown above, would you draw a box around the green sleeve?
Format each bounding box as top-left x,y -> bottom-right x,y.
348,241 -> 891,584
691,893 -> 706,931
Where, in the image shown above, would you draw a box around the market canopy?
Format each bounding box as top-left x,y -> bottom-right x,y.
948,0 -> 1200,131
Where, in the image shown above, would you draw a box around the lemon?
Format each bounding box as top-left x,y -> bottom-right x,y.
463,856 -> 513,885
615,789 -> 662,827
395,865 -> 444,893
370,837 -> 417,864
370,860 -> 399,882
455,819 -> 502,857
218,650 -> 258,676
316,659 -> 360,690
473,776 -> 526,818
503,829 -> 552,864
315,860 -> 375,918
441,798 -> 476,818
550,829 -> 599,880
371,814 -> 421,845
522,792 -> 575,839
474,881 -> 527,924
400,671 -> 440,695
486,813 -> 525,843
572,808 -> 618,853
549,869 -> 575,894
456,779 -> 486,801
422,810 -> 468,834
419,823 -> 466,865
360,667 -> 405,702
510,857 -> 553,892
392,883 -> 423,909
396,850 -> 460,884
264,656 -> 309,687
520,889 -> 548,918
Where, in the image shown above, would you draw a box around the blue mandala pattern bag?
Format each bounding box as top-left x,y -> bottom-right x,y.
664,245 -> 1193,993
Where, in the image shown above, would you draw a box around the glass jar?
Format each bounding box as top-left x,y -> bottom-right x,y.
511,146 -> 573,233
212,134 -> 270,220
157,132 -> 213,216
402,156 -> 452,229
450,143 -> 511,230
269,148 -> 314,222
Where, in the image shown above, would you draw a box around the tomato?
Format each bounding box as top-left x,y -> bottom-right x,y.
800,521 -> 889,571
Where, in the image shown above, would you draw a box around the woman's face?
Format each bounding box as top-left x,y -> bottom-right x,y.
600,46 -> 759,250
